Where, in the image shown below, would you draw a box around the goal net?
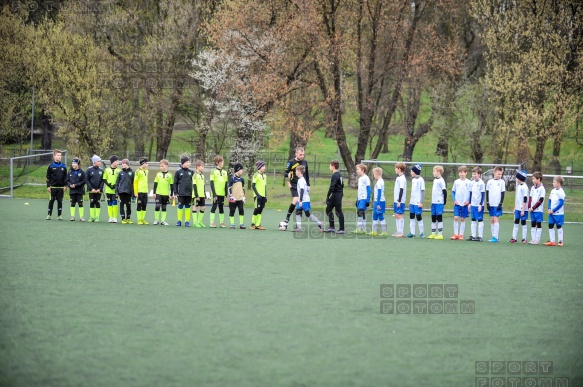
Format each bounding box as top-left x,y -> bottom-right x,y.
0,151 -> 68,198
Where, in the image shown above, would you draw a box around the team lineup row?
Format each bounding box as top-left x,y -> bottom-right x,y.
44,148 -> 567,245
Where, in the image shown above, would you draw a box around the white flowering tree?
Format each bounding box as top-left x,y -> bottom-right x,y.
191,48 -> 266,177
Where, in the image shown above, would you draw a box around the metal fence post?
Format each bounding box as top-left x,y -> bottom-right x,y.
10,158 -> 13,198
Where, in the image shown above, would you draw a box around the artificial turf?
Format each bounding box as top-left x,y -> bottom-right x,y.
1,198 -> 582,386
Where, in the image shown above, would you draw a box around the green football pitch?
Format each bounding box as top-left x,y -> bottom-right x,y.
1,198 -> 582,386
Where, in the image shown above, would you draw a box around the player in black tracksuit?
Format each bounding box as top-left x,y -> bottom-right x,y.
173,157 -> 195,226
67,158 -> 86,221
46,150 -> 67,219
284,147 -> 309,223
324,159 -> 345,233
115,159 -> 134,223
86,155 -> 105,222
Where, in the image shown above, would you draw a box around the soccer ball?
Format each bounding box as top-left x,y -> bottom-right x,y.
278,221 -> 288,231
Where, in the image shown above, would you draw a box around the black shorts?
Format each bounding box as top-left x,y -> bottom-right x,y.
178,196 -> 192,206
195,197 -> 206,207
156,195 -> 169,206
50,188 -> 64,201
70,193 -> 83,204
290,187 -> 298,198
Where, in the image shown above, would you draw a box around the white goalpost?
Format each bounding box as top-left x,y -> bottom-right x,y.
0,151 -> 68,198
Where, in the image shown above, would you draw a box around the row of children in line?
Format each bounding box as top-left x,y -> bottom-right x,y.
354,162 -> 566,246
46,150 -> 268,229
46,149 -> 567,244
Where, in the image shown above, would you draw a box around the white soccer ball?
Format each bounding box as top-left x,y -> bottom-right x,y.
278,221 -> 288,231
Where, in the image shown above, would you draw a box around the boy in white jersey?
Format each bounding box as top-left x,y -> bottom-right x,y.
451,165 -> 471,240
393,162 -> 407,237
485,166 -> 506,243
510,170 -> 529,244
293,165 -> 323,232
468,166 -> 485,241
370,167 -> 387,236
428,165 -> 446,240
528,172 -> 546,244
354,164 -> 371,234
544,176 -> 566,247
406,164 -> 425,238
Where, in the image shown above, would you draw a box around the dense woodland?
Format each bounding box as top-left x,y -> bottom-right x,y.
1,0 -> 582,186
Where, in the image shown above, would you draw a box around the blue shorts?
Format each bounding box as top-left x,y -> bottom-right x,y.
530,212 -> 543,223
548,214 -> 564,226
431,204 -> 444,216
409,204 -> 423,216
453,205 -> 469,218
393,202 -> 405,215
296,202 -> 311,212
356,200 -> 367,211
489,207 -> 503,217
374,202 -> 386,216
471,206 -> 484,221
514,210 -> 528,221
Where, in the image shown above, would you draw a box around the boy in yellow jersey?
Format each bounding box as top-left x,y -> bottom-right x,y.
153,159 -> 174,226
134,157 -> 150,225
174,156 -> 195,227
228,163 -> 246,229
209,155 -> 228,228
104,155 -> 120,223
251,160 -> 267,230
192,160 -> 206,227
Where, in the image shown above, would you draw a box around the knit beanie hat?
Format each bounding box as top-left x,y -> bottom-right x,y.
516,170 -> 527,182
412,164 -> 422,175
256,160 -> 266,170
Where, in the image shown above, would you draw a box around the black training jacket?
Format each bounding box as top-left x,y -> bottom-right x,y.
46,162 -> 67,187
116,168 -> 134,196
86,166 -> 105,192
174,168 -> 194,196
67,168 -> 86,195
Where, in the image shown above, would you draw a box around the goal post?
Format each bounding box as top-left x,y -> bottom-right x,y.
0,151 -> 68,198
